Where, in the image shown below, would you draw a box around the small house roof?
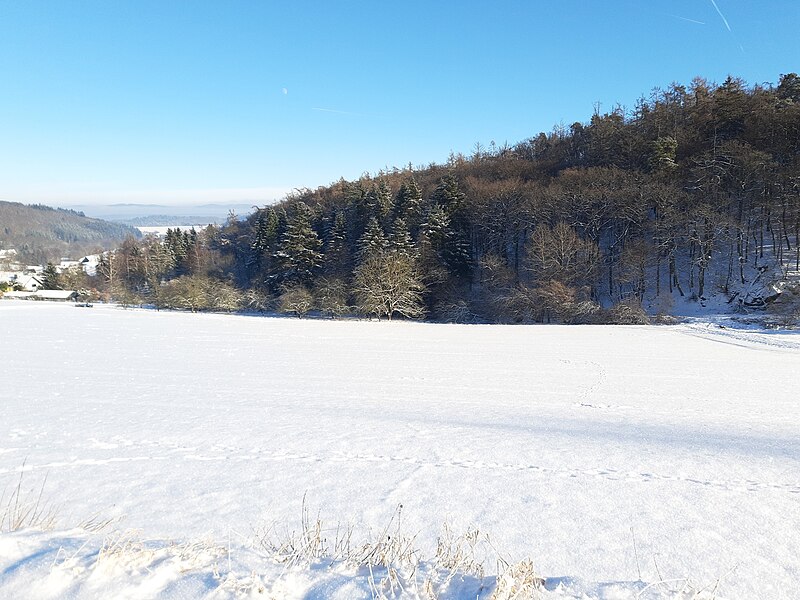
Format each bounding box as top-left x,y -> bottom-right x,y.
36,290 -> 78,300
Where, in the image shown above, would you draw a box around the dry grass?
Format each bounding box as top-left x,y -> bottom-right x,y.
252,500 -> 548,599
0,466 -> 57,532
490,559 -> 544,599
0,484 -> 729,599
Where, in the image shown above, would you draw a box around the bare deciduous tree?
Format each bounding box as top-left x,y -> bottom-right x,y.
354,252 -> 426,320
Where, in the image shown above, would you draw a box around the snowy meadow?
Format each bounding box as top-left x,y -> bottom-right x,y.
0,302 -> 798,599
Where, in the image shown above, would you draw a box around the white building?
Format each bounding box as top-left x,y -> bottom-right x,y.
13,274 -> 44,291
79,254 -> 102,276
2,289 -> 79,301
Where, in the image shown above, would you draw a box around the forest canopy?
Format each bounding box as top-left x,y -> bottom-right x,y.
93,74 -> 800,323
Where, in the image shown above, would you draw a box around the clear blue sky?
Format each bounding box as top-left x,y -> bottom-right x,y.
0,0 -> 798,206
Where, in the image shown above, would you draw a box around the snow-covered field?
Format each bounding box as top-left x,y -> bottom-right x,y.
0,302 -> 798,599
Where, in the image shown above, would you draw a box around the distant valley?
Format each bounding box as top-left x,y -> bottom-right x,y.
0,200 -> 140,263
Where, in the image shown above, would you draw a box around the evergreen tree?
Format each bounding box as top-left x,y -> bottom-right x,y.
420,204 -> 471,279
431,173 -> 467,220
164,228 -> 192,276
375,179 -> 394,222
248,208 -> 279,274
347,180 -> 371,238
387,217 -> 416,259
276,202 -> 324,282
394,176 -> 423,228
42,262 -> 61,289
420,205 -> 451,249
356,217 -> 388,262
429,174 -> 472,278
324,210 -> 350,275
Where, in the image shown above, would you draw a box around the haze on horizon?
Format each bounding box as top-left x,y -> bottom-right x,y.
0,0 -> 798,208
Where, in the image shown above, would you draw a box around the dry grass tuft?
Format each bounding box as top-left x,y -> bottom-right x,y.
0,466 -> 57,532
490,558 -> 544,599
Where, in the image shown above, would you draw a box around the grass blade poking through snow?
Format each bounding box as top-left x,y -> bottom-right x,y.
0,463 -> 57,532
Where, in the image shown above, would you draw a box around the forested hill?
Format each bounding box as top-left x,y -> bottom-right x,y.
0,201 -> 141,263
107,74 -> 800,323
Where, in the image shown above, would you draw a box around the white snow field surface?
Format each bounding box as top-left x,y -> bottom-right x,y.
0,303 -> 798,599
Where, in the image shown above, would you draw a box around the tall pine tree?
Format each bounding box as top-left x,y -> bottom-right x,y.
324,210 -> 351,276
356,216 -> 389,263
276,202 -> 324,282
394,176 -> 423,230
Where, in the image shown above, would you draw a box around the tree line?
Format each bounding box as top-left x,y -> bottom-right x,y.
82,74 -> 800,322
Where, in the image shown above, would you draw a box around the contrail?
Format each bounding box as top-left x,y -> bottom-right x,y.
709,0 -> 732,32
668,14 -> 705,25
312,107 -> 362,116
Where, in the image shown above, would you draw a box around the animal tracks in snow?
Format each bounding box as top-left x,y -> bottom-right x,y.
4,439 -> 797,496
0,455 -> 167,476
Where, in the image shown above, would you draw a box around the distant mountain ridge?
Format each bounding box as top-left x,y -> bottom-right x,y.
0,200 -> 140,263
63,203 -> 255,222
118,215 -> 223,227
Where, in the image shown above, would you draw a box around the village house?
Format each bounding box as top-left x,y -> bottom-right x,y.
2,289 -> 79,301
12,274 -> 44,291
79,254 -> 102,276
58,258 -> 81,272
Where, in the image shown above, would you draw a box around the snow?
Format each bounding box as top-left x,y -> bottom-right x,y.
1,302 -> 799,598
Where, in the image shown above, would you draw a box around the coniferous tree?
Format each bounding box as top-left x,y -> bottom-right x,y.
323,210 -> 350,276
356,217 -> 388,263
42,262 -> 61,289
429,175 -> 472,279
394,177 -> 423,227
431,173 -> 467,217
387,217 -> 416,259
248,208 -> 280,277
276,202 -> 323,283
420,203 -> 471,280
375,179 -> 394,223
347,180 -> 370,238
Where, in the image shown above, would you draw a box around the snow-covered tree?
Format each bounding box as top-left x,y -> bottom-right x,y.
354,252 -> 426,320
394,176 -> 423,226
276,202 -> 323,282
356,217 -> 388,263
387,218 -> 416,259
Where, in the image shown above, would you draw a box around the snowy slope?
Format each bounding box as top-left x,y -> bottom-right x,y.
0,303 -> 798,598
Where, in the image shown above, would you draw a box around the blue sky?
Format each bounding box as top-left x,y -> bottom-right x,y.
0,1 -> 798,206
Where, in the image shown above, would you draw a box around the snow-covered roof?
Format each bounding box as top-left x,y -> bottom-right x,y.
14,274 -> 43,290
3,289 -> 78,300
36,290 -> 79,300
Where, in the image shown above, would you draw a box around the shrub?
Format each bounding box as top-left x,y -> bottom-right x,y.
606,298 -> 650,324
155,275 -> 242,312
279,283 -> 313,317
314,277 -> 351,318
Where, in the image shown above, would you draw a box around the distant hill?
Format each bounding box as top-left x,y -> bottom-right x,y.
63,203 -> 255,222
0,201 -> 141,263
117,215 -> 223,227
